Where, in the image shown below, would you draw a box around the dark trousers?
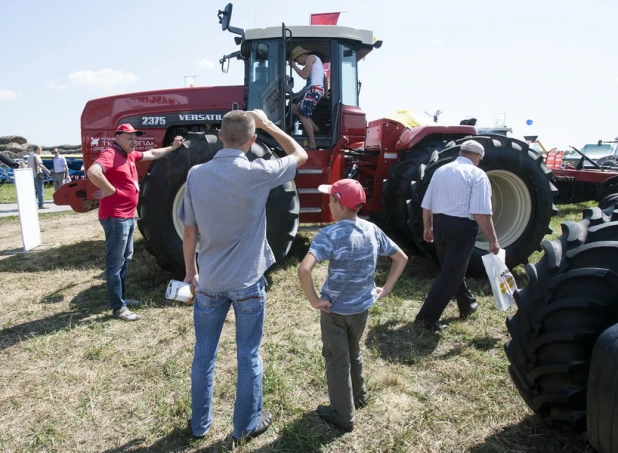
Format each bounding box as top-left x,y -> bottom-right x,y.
416,214 -> 477,324
321,310 -> 369,425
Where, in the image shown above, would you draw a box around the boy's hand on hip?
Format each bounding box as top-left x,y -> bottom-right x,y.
376,287 -> 391,300
311,298 -> 332,312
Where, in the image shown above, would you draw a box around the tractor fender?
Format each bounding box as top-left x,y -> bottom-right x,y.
52,178 -> 99,213
601,174 -> 618,187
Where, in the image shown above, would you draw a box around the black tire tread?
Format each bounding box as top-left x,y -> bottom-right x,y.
506,197 -> 618,430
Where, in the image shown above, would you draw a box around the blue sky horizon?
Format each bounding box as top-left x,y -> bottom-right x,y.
1,0 -> 616,149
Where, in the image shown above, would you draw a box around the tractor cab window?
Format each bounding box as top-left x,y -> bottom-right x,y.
247,40 -> 283,124
340,44 -> 358,107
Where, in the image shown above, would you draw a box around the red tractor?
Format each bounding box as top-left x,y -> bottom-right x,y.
54,3 -> 557,278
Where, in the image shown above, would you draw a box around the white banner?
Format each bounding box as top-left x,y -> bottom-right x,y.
13,168 -> 41,251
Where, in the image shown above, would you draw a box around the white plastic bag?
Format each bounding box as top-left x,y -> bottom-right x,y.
482,249 -> 517,311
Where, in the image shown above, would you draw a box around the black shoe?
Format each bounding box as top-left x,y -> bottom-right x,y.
187,418 -> 206,439
414,319 -> 447,332
354,397 -> 368,409
460,302 -> 479,319
232,411 -> 272,442
316,405 -> 354,432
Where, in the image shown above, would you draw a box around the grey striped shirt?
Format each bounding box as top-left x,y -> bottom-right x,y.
178,148 -> 297,291
421,156 -> 492,220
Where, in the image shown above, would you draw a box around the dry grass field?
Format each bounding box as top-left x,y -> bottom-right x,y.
0,204 -> 593,452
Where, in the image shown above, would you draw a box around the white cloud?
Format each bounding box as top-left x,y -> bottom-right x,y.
68,68 -> 138,92
46,80 -> 68,91
0,89 -> 22,101
197,59 -> 215,69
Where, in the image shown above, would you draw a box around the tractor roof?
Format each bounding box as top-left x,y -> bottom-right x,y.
244,25 -> 376,46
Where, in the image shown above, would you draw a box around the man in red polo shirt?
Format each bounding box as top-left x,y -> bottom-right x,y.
88,124 -> 185,321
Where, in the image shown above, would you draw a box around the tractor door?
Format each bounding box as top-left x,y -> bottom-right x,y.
245,26 -> 292,129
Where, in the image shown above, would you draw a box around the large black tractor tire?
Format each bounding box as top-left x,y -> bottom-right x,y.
137,131 -> 299,277
381,145 -> 443,246
587,323 -> 618,453
505,195 -> 618,429
407,135 -> 558,275
381,155 -> 424,240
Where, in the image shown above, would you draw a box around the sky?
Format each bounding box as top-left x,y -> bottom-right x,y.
1,0 -> 616,149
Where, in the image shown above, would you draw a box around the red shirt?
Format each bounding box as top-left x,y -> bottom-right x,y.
94,144 -> 144,219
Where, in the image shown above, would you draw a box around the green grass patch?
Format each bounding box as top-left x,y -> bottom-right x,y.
0,182 -> 55,204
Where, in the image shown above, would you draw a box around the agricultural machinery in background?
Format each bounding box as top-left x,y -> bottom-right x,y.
52,4 -> 618,450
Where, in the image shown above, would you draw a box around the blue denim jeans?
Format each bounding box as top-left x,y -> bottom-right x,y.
191,276 -> 266,439
34,176 -> 44,208
99,218 -> 135,312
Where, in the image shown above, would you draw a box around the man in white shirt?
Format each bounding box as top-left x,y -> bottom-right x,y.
27,146 -> 51,209
52,148 -> 69,191
415,140 -> 500,331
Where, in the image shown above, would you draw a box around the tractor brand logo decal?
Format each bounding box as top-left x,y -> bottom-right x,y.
89,136 -> 156,153
178,114 -> 223,121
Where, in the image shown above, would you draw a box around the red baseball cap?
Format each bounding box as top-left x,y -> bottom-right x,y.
115,123 -> 144,136
318,179 -> 366,210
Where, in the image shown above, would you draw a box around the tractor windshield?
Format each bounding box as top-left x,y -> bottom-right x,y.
247,39 -> 283,124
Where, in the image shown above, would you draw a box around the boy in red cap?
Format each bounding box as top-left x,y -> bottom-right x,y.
298,178 -> 408,432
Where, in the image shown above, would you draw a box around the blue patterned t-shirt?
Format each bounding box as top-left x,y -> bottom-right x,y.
308,218 -> 399,315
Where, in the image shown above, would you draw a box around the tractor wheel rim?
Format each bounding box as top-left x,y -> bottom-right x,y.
172,182 -> 186,240
476,170 -> 532,250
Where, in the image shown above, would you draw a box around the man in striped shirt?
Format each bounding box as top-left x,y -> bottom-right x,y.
179,110 -> 308,442
415,140 -> 500,331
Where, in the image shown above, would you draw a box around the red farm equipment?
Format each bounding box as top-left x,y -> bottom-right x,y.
54,3 -> 558,278
550,144 -> 618,204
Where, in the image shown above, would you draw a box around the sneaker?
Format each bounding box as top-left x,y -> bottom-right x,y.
125,299 -> 141,307
113,306 -> 140,321
39,206 -> 49,210
316,405 -> 353,432
232,411 -> 272,442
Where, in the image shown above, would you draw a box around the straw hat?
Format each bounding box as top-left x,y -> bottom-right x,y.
290,46 -> 311,61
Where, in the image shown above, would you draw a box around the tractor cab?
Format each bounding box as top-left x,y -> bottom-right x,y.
218,3 -> 382,149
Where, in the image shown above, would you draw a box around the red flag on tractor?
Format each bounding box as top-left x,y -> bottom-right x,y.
310,13 -> 340,25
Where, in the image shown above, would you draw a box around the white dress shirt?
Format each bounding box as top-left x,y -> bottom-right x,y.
421,156 -> 492,220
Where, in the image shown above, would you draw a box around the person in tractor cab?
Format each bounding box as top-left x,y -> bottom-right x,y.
88,124 -> 186,322
298,179 -> 408,432
290,46 -> 325,149
179,109 -> 308,442
415,140 -> 500,331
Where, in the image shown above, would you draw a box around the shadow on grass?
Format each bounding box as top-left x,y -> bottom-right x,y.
0,240 -> 105,272
468,335 -> 502,352
468,415 -> 585,453
0,282 -> 111,352
365,320 -> 439,365
0,239 -> 182,352
40,282 -> 79,304
100,411 -> 342,453
250,411 -> 343,453
100,425 -> 200,453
